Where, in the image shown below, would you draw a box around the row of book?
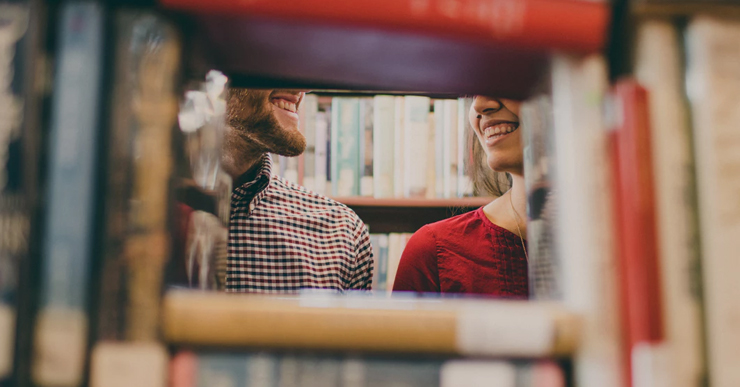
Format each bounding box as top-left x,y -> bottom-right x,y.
273,95 -> 479,199
0,2 -> 185,386
517,14 -> 740,387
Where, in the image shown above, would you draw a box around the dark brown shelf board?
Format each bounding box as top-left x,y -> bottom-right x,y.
334,196 -> 492,234
333,197 -> 492,208
186,15 -> 550,99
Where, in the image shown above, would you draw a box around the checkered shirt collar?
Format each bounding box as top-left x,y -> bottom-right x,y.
232,153 -> 272,204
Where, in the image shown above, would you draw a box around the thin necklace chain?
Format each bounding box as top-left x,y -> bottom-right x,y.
508,190 -> 529,262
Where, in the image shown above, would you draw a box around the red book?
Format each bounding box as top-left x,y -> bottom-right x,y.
159,0 -> 609,53
609,80 -> 665,387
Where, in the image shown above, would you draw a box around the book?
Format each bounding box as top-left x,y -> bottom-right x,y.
443,100 -> 459,199
162,290 -> 580,357
89,10 -> 182,387
550,54 -> 623,387
170,350 -> 566,387
403,96 -> 431,198
314,111 -> 329,196
0,0 -> 45,383
159,0 -> 610,53
634,18 -> 706,387
372,95 -> 395,198
520,95 -> 561,300
393,97 -> 405,198
301,94 -> 318,192
370,234 -> 389,293
331,98 -> 361,197
32,3 -> 105,386
433,101 -> 446,199
609,79 -> 666,387
359,98 -> 374,197
456,98 -> 473,197
685,15 -> 740,387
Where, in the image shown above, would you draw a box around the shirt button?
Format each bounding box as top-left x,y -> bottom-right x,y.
248,202 -> 255,212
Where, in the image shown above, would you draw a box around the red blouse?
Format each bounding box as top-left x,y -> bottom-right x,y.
392,207 -> 528,298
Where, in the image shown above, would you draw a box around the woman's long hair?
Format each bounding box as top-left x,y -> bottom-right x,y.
467,109 -> 512,197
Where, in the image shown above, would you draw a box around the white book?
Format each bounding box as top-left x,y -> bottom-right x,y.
280,155 -> 299,185
444,100 -> 459,199
550,54 -> 623,387
386,233 -> 402,293
314,111 -> 329,196
403,96 -> 431,198
301,94 -> 319,191
686,16 -> 740,387
635,19 -> 705,387
372,96 -> 396,198
359,98 -> 374,197
434,100 -> 446,198
426,111 -> 437,199
393,97 -> 405,198
457,98 -> 473,197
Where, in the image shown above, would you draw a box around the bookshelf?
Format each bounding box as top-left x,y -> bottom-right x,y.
334,197 -> 492,233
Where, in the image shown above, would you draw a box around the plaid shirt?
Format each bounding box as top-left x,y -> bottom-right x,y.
226,154 -> 373,292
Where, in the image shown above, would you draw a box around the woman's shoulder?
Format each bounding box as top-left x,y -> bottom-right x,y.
422,207 -> 485,234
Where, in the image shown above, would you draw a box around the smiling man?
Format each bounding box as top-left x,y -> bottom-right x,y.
222,89 -> 373,293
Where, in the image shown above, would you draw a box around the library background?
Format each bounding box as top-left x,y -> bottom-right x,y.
1,0 -> 738,386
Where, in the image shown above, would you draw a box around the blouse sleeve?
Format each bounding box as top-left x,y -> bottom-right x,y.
392,225 -> 441,293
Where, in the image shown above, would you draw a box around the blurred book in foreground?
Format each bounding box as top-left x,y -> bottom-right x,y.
162,290 -> 580,358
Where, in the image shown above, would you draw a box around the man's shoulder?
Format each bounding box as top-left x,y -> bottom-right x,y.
267,176 -> 363,224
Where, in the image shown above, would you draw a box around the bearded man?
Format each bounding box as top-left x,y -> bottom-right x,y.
222,89 -> 373,292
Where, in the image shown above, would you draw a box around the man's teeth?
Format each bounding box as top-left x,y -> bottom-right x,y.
272,99 -> 297,113
484,124 -> 517,137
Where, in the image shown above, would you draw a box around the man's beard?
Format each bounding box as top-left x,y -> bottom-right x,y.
226,89 -> 307,158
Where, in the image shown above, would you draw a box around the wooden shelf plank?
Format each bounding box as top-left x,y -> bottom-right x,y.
333,197 -> 492,208
334,197 -> 492,233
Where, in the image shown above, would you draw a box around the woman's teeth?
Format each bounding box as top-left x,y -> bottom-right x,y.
484,124 -> 517,138
272,99 -> 297,113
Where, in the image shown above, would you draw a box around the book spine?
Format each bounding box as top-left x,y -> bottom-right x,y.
89,10 -> 181,387
0,1 -> 42,382
171,352 -> 564,387
159,0 -> 610,53
393,97 -> 405,198
302,94 -> 318,191
426,110 -> 437,199
521,95 -> 561,300
550,54 -> 623,387
331,98 -> 361,197
33,3 -> 105,386
282,156 -> 299,185
403,96 -> 431,198
686,16 -> 740,387
610,80 -> 666,387
434,100 -> 446,198
444,100 -> 458,199
372,95 -> 395,198
376,234 -> 389,292
314,111 -> 329,196
634,19 -> 706,387
456,98 -> 473,197
359,98 -> 374,197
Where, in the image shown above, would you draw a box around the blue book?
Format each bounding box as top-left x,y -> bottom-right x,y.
330,98 -> 361,197
32,3 -> 104,386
